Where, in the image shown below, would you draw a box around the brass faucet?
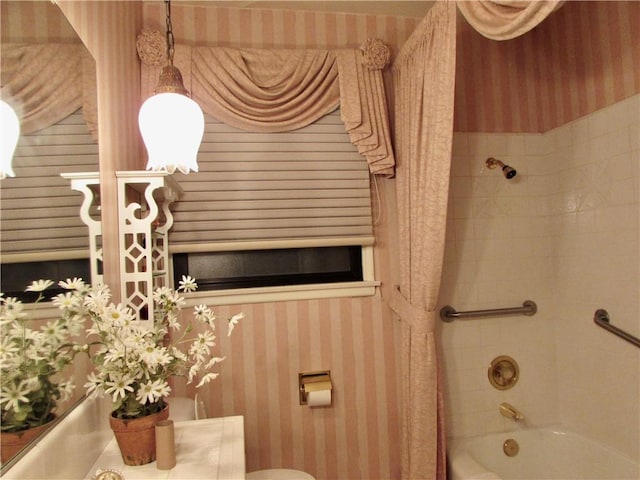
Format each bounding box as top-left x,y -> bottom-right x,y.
499,402 -> 524,421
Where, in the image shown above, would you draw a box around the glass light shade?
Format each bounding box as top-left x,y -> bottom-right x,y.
1,100 -> 20,179
138,92 -> 204,174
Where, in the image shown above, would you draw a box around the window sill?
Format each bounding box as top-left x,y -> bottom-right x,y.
20,302 -> 62,320
183,280 -> 381,307
18,281 -> 380,319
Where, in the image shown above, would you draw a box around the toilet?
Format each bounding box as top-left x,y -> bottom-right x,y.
166,398 -> 313,479
246,469 -> 315,480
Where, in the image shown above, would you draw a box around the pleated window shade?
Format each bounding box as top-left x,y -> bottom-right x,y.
169,108 -> 374,253
0,109 -> 98,262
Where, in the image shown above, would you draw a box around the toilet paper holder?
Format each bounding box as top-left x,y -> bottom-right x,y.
299,370 -> 332,405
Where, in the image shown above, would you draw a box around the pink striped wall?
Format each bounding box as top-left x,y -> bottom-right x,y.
141,4 -> 413,479
140,4 -> 639,477
454,1 -> 640,132
56,1 -> 143,296
0,1 -> 78,43
183,294 -> 401,479
146,1 -> 640,135
13,2 -> 637,478
143,3 -> 417,52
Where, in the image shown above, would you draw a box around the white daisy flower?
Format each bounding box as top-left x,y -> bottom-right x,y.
196,372 -> 219,388
40,320 -> 67,343
84,372 -> 103,398
178,275 -> 198,292
136,380 -> 159,404
58,277 -> 86,290
0,297 -> 26,322
195,331 -> 216,353
204,356 -> 226,369
104,374 -> 135,401
0,381 -> 31,413
228,312 -> 244,336
52,292 -> 81,311
25,279 -> 54,292
58,380 -> 76,402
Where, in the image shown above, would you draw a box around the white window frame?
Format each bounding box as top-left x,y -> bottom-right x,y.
176,245 -> 378,307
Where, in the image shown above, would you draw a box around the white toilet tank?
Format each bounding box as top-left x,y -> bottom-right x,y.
246,469 -> 316,480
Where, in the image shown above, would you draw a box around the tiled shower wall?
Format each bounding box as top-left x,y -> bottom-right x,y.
441,125 -> 559,438
440,94 -> 639,460
552,94 -> 639,459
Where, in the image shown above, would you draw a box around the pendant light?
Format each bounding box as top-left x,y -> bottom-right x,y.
138,0 -> 204,174
1,100 -> 19,179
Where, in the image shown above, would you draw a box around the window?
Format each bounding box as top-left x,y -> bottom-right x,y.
173,245 -> 362,290
0,109 -> 98,301
167,108 -> 378,303
0,110 -> 98,261
0,259 -> 91,302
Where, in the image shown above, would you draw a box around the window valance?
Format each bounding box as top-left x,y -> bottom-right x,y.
139,39 -> 395,176
457,1 -> 564,40
0,44 -> 97,140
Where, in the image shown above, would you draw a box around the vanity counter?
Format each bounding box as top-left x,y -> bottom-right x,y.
85,416 -> 245,480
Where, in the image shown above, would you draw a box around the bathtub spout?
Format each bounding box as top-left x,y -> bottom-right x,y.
499,402 -> 524,421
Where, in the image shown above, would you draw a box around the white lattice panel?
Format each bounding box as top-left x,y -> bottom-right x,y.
117,171 -> 181,326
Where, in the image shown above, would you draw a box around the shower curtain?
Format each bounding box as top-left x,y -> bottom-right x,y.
390,2 -> 456,479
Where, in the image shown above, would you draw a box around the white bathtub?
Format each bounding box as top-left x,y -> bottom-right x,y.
448,427 -> 640,480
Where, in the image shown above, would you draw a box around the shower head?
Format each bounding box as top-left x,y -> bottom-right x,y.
486,157 -> 517,179
502,164 -> 517,179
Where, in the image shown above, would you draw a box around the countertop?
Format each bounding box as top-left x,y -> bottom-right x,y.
85,416 -> 245,480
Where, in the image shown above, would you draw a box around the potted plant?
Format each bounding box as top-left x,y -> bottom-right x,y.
81,275 -> 242,465
0,279 -> 86,463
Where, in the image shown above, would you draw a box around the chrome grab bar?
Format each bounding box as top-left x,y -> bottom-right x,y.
440,300 -> 537,322
594,309 -> 640,348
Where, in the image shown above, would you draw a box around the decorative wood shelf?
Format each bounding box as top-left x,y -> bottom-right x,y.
62,171 -> 183,326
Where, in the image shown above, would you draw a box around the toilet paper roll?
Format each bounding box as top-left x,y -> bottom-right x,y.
155,419 -> 176,470
307,389 -> 331,407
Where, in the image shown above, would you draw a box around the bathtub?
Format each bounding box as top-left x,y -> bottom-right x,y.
448,427 -> 640,480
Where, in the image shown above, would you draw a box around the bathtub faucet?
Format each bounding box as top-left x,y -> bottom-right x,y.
499,402 -> 524,422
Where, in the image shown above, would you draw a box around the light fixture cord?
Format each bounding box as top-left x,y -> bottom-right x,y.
165,0 -> 175,66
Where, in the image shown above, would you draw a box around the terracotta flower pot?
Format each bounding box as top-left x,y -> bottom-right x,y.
108,406 -> 170,466
0,419 -> 56,464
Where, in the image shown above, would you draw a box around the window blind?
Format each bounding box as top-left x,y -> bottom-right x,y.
169,108 -> 374,253
0,109 -> 99,262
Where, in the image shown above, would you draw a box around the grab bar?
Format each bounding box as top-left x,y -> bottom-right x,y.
440,300 -> 537,322
593,309 -> 640,348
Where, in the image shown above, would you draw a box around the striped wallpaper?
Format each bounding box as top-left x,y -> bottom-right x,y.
185,295 -> 402,479
454,1 -> 640,132
9,1 -> 637,478
145,3 -> 640,476
56,0 -> 143,294
142,5 -> 412,478
143,3 -> 418,52
0,1 -> 78,43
